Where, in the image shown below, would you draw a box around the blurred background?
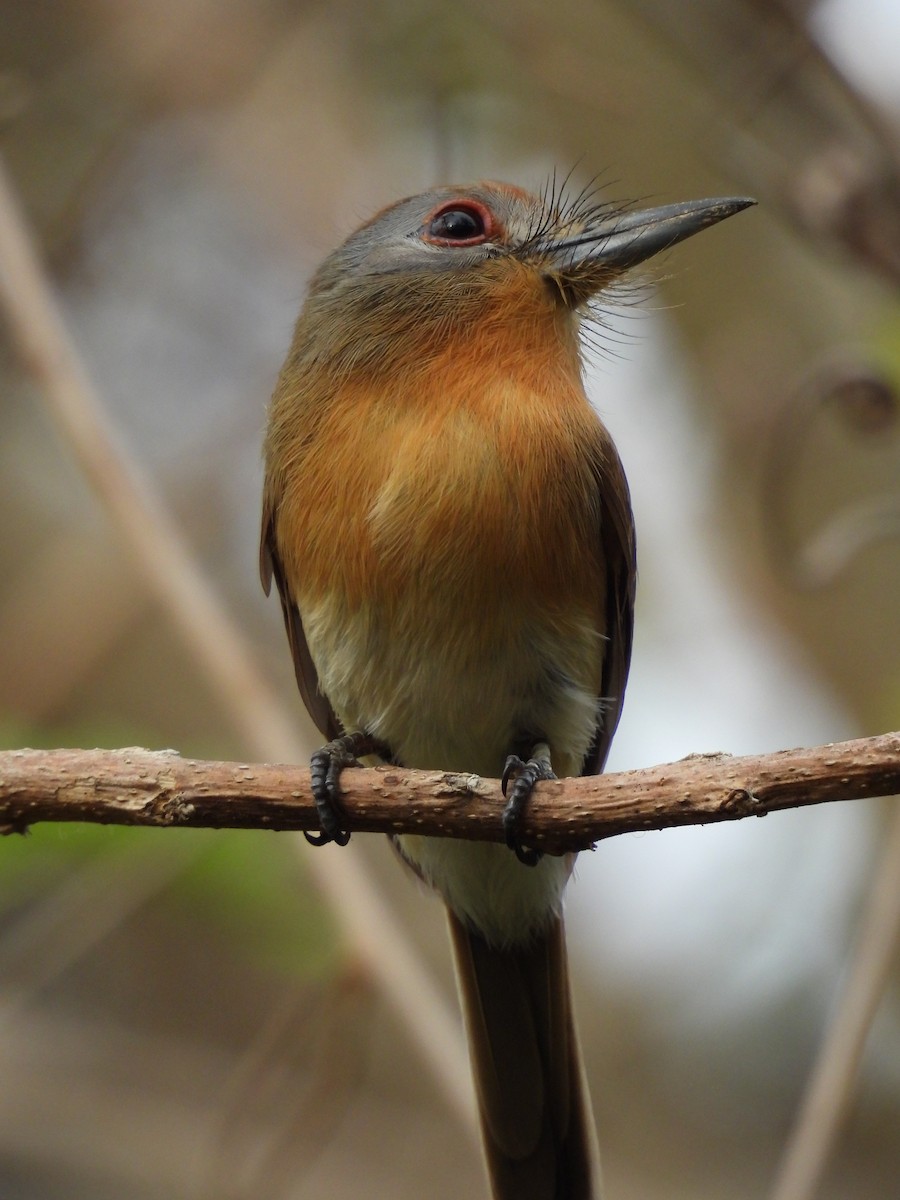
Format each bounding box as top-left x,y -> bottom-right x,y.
1,1 -> 899,1197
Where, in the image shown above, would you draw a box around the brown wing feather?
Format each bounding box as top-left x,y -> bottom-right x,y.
259,496 -> 341,742
584,436 -> 636,776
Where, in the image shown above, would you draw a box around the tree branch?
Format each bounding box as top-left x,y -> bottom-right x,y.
2,732 -> 897,851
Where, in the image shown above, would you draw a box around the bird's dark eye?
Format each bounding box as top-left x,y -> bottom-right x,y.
430,208 -> 483,240
424,201 -> 493,246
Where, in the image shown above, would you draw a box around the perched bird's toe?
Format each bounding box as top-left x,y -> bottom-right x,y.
501,746 -> 555,866
307,731 -> 387,847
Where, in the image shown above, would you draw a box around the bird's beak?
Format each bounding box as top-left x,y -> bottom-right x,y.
535,196 -> 755,303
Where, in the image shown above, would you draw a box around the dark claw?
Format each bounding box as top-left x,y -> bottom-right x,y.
501,749 -> 555,867
307,731 -> 386,847
304,827 -> 349,847
500,754 -> 522,798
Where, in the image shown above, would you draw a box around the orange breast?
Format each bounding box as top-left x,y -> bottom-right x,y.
271,286 -> 609,629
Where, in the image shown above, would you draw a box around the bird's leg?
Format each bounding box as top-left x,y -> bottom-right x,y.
501,740 -> 555,866
307,731 -> 389,847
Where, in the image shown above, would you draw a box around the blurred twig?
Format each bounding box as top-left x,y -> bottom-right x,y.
200,966 -> 372,1200
0,152 -> 297,758
623,0 -> 900,286
1,736 -> 898,851
0,151 -> 475,1136
769,805 -> 900,1200
763,361 -> 900,589
0,531 -> 148,722
254,965 -> 373,1200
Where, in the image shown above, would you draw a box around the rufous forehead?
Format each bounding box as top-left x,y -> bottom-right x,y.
474,180 -> 535,203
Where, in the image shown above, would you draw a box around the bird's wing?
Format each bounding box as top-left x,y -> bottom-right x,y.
259,495 -> 341,742
584,436 -> 637,775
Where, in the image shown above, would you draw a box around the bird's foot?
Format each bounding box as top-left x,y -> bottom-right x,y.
307,731 -> 387,847
501,742 -> 555,866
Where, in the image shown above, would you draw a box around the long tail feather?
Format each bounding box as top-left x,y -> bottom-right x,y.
447,909 -> 601,1200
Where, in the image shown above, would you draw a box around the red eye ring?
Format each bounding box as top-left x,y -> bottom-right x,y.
422,199 -> 494,246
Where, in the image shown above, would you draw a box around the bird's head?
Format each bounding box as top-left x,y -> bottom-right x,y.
294,181 -> 754,372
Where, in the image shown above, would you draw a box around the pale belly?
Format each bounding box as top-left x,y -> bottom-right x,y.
300,591 -> 603,945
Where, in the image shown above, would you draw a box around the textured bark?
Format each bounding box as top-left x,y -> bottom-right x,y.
1,733 -> 897,853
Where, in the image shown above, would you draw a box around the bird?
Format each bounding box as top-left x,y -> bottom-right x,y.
260,179 -> 754,1199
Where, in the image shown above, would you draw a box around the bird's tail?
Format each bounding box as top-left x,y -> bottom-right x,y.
447,908 -> 601,1200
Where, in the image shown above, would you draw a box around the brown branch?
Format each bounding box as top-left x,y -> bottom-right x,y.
2,732 -> 897,852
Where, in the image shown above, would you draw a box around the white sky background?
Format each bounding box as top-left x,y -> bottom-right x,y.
814,0 -> 900,108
